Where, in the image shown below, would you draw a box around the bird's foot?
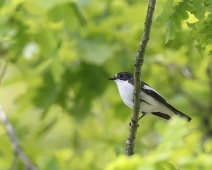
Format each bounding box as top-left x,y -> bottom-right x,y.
132,99 -> 143,103
139,113 -> 146,120
129,122 -> 139,128
128,113 -> 146,128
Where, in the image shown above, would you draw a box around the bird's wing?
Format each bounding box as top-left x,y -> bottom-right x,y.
141,81 -> 167,104
141,81 -> 191,122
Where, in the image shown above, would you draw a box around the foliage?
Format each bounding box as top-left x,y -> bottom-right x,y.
0,0 -> 212,169
157,0 -> 212,54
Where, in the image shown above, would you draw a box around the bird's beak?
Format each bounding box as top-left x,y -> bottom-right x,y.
109,76 -> 116,80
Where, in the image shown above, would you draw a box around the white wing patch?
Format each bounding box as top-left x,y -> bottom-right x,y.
143,84 -> 162,96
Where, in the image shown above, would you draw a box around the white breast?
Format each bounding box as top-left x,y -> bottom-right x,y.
115,80 -> 134,109
114,80 -> 169,114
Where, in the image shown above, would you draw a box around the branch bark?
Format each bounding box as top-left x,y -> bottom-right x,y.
0,106 -> 38,170
126,0 -> 156,156
0,63 -> 38,170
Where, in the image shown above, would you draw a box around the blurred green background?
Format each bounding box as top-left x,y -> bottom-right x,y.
0,0 -> 212,169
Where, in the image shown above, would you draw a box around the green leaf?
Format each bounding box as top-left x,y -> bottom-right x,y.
156,162 -> 178,170
165,20 -> 175,43
43,156 -> 60,170
36,0 -> 72,10
156,0 -> 174,26
188,0 -> 206,20
50,57 -> 65,83
77,38 -> 120,65
48,2 -> 85,31
157,0 -> 189,43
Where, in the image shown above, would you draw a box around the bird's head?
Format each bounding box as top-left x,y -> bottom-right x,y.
109,72 -> 133,82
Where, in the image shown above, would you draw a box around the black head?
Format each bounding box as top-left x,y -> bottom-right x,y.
109,72 -> 133,81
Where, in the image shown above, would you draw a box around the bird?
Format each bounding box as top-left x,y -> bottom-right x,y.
109,72 -> 191,122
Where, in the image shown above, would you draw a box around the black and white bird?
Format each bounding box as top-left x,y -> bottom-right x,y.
109,72 -> 191,122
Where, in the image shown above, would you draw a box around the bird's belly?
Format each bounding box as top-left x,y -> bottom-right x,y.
140,102 -> 156,112
139,91 -> 159,113
120,90 -> 158,113
140,91 -> 168,113
119,89 -> 134,109
116,81 -> 167,113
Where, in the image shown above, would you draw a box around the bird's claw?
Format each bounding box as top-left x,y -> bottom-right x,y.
129,122 -> 139,128
132,99 -> 142,103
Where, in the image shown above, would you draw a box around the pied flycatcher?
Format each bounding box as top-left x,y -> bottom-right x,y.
109,72 -> 191,121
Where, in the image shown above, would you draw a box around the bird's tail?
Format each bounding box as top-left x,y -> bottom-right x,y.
166,103 -> 191,122
151,112 -> 171,120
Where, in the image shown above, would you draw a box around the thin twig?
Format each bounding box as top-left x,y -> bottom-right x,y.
0,63 -> 38,169
0,106 -> 38,170
126,0 -> 156,156
156,61 -> 195,79
0,61 -> 7,83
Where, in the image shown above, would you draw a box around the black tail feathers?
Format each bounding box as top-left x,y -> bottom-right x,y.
151,112 -> 171,120
166,103 -> 191,122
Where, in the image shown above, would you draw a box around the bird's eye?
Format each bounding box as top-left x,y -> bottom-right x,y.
120,74 -> 124,78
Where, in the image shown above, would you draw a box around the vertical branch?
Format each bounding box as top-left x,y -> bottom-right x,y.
126,0 -> 156,156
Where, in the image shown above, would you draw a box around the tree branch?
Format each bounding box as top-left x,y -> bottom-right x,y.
0,106 -> 38,170
126,0 -> 156,156
0,63 -> 38,170
0,61 -> 7,84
